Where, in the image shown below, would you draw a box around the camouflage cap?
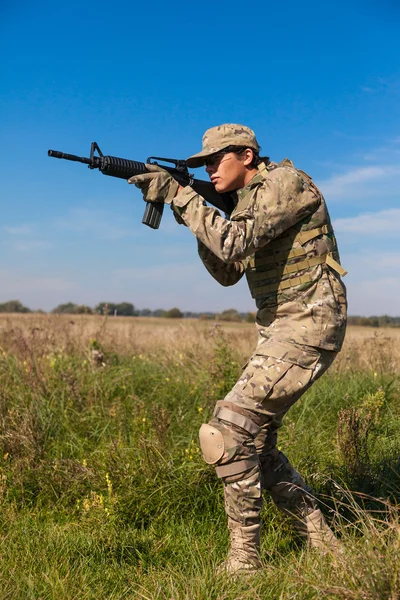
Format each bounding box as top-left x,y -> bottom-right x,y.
186,124 -> 260,168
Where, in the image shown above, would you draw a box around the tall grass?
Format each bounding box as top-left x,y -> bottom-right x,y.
0,315 -> 399,599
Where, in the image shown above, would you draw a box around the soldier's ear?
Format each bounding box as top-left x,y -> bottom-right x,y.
243,148 -> 254,167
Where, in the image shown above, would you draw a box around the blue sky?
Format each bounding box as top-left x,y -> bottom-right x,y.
1,0 -> 399,315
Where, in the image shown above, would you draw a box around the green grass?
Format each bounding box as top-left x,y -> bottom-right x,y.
0,334 -> 399,599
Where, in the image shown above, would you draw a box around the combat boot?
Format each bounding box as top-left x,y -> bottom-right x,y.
217,517 -> 262,575
292,508 -> 342,554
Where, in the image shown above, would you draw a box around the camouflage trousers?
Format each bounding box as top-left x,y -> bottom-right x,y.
200,340 -> 337,529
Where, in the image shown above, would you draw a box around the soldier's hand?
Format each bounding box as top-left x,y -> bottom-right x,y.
128,164 -> 181,204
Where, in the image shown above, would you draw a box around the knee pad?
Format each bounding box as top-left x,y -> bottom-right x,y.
198,424 -> 224,465
199,405 -> 260,481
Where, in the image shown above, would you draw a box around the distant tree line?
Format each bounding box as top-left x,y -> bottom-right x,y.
0,300 -> 399,326
347,315 -> 400,327
0,300 -> 31,313
51,304 -> 255,321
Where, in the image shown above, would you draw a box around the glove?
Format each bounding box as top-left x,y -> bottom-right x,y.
128,164 -> 180,204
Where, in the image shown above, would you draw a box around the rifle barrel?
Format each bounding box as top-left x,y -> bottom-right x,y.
48,150 -> 92,165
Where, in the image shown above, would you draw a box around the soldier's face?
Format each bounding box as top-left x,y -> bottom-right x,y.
205,150 -> 257,192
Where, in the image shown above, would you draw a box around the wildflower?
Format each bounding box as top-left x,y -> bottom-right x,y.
198,407 -> 203,413
142,417 -> 146,423
105,472 -> 113,496
165,377 -> 170,382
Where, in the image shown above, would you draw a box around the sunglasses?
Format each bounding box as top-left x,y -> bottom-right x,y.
204,153 -> 232,168
204,145 -> 248,168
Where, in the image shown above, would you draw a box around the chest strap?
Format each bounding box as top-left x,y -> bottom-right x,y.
248,225 -> 332,269
251,253 -> 347,298
294,224 -> 330,245
247,246 -> 306,269
249,253 -> 346,282
326,254 -> 347,277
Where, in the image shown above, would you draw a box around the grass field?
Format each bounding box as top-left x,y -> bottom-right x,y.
0,314 -> 399,599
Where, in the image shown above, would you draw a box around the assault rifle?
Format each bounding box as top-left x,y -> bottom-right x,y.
48,142 -> 235,229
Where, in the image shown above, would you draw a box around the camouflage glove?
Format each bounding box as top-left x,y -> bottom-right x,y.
128,164 -> 180,204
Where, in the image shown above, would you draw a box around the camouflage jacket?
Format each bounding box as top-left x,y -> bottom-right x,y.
172,160 -> 347,351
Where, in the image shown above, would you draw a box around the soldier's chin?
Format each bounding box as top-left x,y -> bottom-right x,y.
214,181 -> 229,193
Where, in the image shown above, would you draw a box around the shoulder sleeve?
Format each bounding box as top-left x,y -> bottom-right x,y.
197,240 -> 245,287
250,167 -> 321,243
171,169 -> 320,264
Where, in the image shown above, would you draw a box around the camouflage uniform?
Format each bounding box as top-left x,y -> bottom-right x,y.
170,125 -> 347,571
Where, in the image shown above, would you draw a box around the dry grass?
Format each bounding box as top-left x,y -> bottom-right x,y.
1,313 -> 399,374
0,313 -> 254,367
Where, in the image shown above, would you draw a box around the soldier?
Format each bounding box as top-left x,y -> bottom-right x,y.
129,124 -> 347,574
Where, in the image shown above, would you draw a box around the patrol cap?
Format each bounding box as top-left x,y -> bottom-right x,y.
186,123 -> 261,168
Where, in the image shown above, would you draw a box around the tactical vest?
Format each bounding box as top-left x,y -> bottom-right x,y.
243,160 -> 347,304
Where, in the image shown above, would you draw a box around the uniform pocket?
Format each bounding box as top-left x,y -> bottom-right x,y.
226,340 -> 322,417
247,341 -> 321,416
248,354 -> 294,401
255,339 -> 321,368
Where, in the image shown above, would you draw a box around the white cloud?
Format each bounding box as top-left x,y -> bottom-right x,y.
340,249 -> 400,275
347,277 -> 400,316
2,224 -> 51,251
56,207 -> 138,240
0,270 -> 76,295
358,135 -> 400,162
318,165 -> 400,200
3,225 -> 32,235
10,240 -> 52,252
333,208 -> 400,234
111,262 -> 253,313
374,254 -> 400,268
114,264 -> 197,282
338,249 -> 400,315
